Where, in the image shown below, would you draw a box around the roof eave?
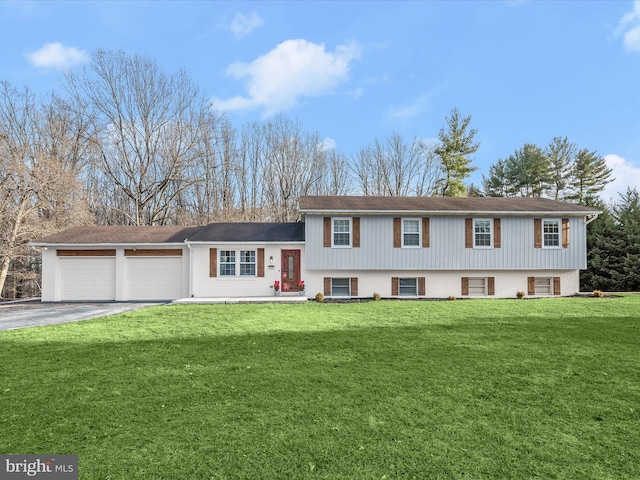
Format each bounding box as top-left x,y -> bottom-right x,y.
300,209 -> 602,216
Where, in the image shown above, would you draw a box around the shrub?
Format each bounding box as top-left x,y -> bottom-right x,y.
315,292 -> 325,302
516,291 -> 525,299
448,295 -> 457,301
372,292 -> 381,301
593,290 -> 604,298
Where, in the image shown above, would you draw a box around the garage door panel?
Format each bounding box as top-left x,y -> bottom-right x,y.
60,258 -> 116,301
126,257 -> 183,300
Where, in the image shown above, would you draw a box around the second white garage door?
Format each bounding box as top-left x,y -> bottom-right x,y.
125,256 -> 183,301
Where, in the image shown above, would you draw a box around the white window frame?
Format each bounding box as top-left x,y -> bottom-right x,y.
473,219 -> 493,249
331,278 -> 351,296
542,219 -> 561,249
534,277 -> 552,295
468,277 -> 487,296
219,250 -> 236,276
239,250 -> 256,277
332,218 -> 352,248
399,278 -> 418,296
402,218 -> 421,248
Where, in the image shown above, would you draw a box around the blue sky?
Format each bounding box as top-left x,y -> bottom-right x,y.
1,0 -> 639,200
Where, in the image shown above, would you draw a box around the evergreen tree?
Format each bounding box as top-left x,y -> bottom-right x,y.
482,159 -> 510,197
504,143 -> 552,197
568,148 -> 614,205
612,188 -> 640,291
434,107 -> 479,197
545,136 -> 574,200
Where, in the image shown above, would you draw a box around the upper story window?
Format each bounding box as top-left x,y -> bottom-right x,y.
543,219 -> 560,248
474,219 -> 492,248
332,218 -> 352,247
402,219 -> 421,247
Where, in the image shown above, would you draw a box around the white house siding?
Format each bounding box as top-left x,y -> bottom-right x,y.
303,270 -> 580,299
41,247 -> 189,302
305,215 -> 587,271
189,243 -> 305,298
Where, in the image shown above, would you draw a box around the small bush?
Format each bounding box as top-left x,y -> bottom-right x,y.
593,290 -> 604,298
516,291 -> 526,299
448,295 -> 457,301
315,292 -> 325,302
372,292 -> 382,301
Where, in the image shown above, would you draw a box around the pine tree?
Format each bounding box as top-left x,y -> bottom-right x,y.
434,107 -> 479,197
545,136 -> 575,200
568,149 -> 614,205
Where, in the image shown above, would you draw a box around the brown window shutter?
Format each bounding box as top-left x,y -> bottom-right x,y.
257,248 -> 265,277
418,277 -> 426,296
422,218 -> 430,248
488,277 -> 495,296
391,277 -> 399,296
323,217 -> 331,247
353,217 -> 360,248
350,278 -> 358,296
528,277 -> 535,296
465,218 -> 473,248
461,277 -> 469,296
562,218 -> 570,248
209,248 -> 217,278
324,277 -> 331,296
534,219 -> 542,248
554,277 -> 561,296
494,218 -> 501,248
393,218 -> 401,248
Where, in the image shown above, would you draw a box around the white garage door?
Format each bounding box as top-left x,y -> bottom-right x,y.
125,257 -> 183,300
60,258 -> 116,301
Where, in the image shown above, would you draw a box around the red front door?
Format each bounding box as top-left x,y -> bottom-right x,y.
281,250 -> 301,292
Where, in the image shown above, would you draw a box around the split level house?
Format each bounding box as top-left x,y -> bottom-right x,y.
31,196 -> 600,301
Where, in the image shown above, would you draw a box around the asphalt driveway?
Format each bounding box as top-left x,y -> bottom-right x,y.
0,301 -> 157,331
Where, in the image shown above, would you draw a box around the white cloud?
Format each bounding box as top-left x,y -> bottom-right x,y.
387,93 -> 431,121
319,137 -> 337,151
617,0 -> 640,52
215,39 -> 361,116
601,154 -> 640,201
230,11 -> 263,38
26,42 -> 88,69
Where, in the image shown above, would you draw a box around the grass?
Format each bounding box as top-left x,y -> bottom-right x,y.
1,296 -> 639,479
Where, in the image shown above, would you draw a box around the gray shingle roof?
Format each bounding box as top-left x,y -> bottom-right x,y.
32,223 -> 304,245
299,195 -> 601,214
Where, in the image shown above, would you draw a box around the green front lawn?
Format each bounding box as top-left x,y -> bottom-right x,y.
1,297 -> 639,479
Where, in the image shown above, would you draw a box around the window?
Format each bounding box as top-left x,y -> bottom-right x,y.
219,250 -> 236,276
468,278 -> 487,296
402,219 -> 420,247
331,278 -> 350,296
534,277 -> 552,295
543,220 -> 560,248
239,250 -> 256,276
333,219 -> 351,247
474,219 -> 492,248
399,278 -> 418,296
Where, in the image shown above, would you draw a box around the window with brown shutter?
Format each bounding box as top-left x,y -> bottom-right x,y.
209,248 -> 217,277
488,277 -> 495,296
554,277 -> 561,295
528,277 -> 535,296
461,277 -> 469,296
350,278 -> 358,296
393,218 -> 401,248
422,218 -> 430,248
323,217 -> 331,247
353,217 -> 360,248
562,218 -> 570,248
418,277 -> 426,296
324,277 -> 331,296
534,219 -> 542,248
391,277 -> 399,296
465,218 -> 473,248
257,248 -> 265,277
493,219 -> 501,248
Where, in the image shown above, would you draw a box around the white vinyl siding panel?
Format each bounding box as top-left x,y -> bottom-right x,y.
126,257 -> 183,300
305,215 -> 586,271
59,258 -> 116,301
